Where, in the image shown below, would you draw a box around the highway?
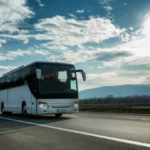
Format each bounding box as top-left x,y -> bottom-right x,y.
1,112 -> 150,150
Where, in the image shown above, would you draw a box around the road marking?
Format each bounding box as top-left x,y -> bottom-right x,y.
0,117 -> 150,148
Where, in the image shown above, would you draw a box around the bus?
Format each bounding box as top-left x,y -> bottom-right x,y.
0,61 -> 86,117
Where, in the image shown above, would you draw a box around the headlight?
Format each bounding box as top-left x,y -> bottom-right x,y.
39,104 -> 48,107
74,101 -> 79,108
74,103 -> 78,108
38,102 -> 48,108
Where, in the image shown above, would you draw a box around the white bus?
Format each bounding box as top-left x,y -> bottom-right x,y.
0,61 -> 86,117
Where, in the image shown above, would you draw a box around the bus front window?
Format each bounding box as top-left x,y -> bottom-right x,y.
37,63 -> 78,98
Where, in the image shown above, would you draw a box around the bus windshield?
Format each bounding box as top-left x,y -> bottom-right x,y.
37,63 -> 78,98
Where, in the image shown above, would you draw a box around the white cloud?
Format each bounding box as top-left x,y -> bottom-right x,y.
126,57 -> 150,66
0,65 -> 17,76
129,27 -> 133,30
120,32 -> 130,42
0,0 -> 34,31
0,0 -> 34,46
7,49 -> 32,57
0,49 -> 32,61
69,14 -> 76,18
0,34 -> 32,44
97,65 -> 103,68
39,42 -> 68,51
78,70 -> 150,90
0,0 -> 34,24
99,0 -> 114,4
100,0 -> 113,15
0,48 -> 54,62
89,66 -> 93,68
46,49 -> 131,64
103,6 -> 113,11
0,23 -> 32,34
34,50 -> 51,55
123,3 -> 127,5
0,39 -> 6,47
99,17 -> 150,67
34,15 -> 126,49
88,71 -> 147,85
37,0 -> 44,7
44,14 -> 150,69
46,50 -> 89,63
76,10 -> 84,13
0,65 -> 16,70
103,61 -> 120,68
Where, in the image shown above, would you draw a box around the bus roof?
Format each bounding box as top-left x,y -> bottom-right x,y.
25,61 -> 74,67
2,61 -> 74,77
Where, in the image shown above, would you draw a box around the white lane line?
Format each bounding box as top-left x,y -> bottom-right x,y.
0,117 -> 150,148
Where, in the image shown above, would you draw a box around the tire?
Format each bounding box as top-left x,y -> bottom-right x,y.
7,112 -> 12,115
22,104 -> 27,117
1,104 -> 5,115
55,114 -> 62,117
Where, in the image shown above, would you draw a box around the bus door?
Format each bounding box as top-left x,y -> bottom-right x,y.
7,89 -> 11,112
31,65 -> 37,115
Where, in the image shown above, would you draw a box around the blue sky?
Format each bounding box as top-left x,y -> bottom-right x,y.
0,0 -> 150,90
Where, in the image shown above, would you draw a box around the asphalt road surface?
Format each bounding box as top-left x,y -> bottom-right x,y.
1,112 -> 150,150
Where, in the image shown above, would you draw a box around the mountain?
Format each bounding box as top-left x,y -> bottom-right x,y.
79,84 -> 150,99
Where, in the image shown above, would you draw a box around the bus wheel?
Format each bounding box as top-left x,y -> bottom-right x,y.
55,114 -> 62,117
22,104 -> 27,116
7,112 -> 12,115
1,104 -> 5,115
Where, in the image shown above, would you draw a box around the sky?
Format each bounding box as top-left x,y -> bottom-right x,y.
0,0 -> 150,91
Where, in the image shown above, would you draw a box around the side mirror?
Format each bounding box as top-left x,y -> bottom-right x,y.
36,69 -> 41,79
81,71 -> 86,81
75,70 -> 86,81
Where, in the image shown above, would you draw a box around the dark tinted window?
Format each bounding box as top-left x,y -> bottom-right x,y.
22,66 -> 31,84
1,76 -> 6,89
0,78 -> 2,90
13,69 -> 22,87
6,74 -> 13,88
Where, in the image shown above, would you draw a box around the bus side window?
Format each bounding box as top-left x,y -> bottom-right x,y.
22,67 -> 31,84
1,77 -> 6,90
13,70 -> 22,87
6,74 -> 13,88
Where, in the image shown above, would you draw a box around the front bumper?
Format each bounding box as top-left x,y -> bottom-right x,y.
37,104 -> 78,115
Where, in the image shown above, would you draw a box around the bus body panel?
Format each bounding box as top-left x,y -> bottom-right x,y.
10,85 -> 32,114
0,85 -> 36,114
31,95 -> 37,115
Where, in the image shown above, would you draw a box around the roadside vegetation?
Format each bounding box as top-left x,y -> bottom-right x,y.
79,95 -> 150,114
